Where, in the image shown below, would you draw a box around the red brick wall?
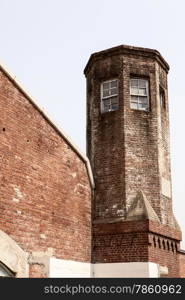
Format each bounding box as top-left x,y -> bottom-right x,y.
85,46 -> 182,276
148,221 -> 181,277
85,46 -> 174,226
179,252 -> 185,278
29,264 -> 47,278
93,220 -> 181,277
86,55 -> 126,220
93,221 -> 149,263
149,237 -> 179,277
0,69 -> 92,270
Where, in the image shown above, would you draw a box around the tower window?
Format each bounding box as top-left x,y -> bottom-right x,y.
101,79 -> 119,113
130,78 -> 149,111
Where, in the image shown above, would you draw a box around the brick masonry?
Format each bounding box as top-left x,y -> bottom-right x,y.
179,251 -> 185,277
85,45 -> 175,225
0,44 -> 185,277
84,45 -> 184,277
29,264 -> 46,278
0,68 -> 92,276
93,220 -> 182,277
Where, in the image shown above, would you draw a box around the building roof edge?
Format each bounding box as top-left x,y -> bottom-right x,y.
0,61 -> 95,189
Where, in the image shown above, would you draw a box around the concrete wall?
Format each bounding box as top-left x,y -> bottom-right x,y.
49,257 -> 92,277
93,262 -> 159,278
49,259 -> 160,278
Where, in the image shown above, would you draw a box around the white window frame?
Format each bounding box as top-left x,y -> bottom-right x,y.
130,78 -> 149,111
101,79 -> 119,113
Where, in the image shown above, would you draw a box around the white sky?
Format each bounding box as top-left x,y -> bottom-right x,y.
0,0 -> 185,248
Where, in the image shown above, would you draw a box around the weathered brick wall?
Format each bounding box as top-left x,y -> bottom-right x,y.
123,56 -> 162,219
29,264 -> 47,278
85,45 -> 182,276
85,46 -> 174,226
148,221 -> 181,277
93,221 -> 149,263
149,238 -> 179,277
86,55 -> 125,220
179,252 -> 185,278
0,68 -> 92,276
93,220 -> 181,277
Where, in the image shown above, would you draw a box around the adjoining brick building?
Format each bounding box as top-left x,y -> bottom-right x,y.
0,45 -> 185,277
0,63 -> 93,277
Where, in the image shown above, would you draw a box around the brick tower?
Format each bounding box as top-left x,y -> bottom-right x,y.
84,45 -> 182,277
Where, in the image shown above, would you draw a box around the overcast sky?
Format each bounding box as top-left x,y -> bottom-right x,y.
0,0 -> 185,248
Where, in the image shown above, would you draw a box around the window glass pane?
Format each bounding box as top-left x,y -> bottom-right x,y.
111,105 -> 118,110
111,97 -> 119,110
102,97 -> 119,113
0,267 -> 9,277
101,80 -> 119,113
131,95 -> 138,102
103,82 -> 109,90
131,79 -> 138,87
139,105 -> 147,110
102,80 -> 118,98
0,263 -> 14,277
102,99 -> 110,112
103,89 -> 110,97
131,96 -> 149,110
138,99 -> 148,110
111,97 -> 118,106
140,105 -> 145,110
138,88 -> 147,96
138,96 -> 148,104
110,87 -> 118,96
130,102 -> 138,109
138,79 -> 147,88
111,80 -> 118,88
131,87 -> 138,95
130,78 -> 149,111
104,98 -> 111,105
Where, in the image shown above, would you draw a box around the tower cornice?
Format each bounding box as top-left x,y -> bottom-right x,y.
84,44 -> 169,76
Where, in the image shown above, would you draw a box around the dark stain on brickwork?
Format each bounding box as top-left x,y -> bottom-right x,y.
85,45 -> 183,277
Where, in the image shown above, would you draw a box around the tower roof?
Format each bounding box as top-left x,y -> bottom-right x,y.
84,44 -> 169,75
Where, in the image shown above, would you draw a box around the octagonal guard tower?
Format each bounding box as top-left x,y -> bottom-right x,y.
84,45 -> 182,277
